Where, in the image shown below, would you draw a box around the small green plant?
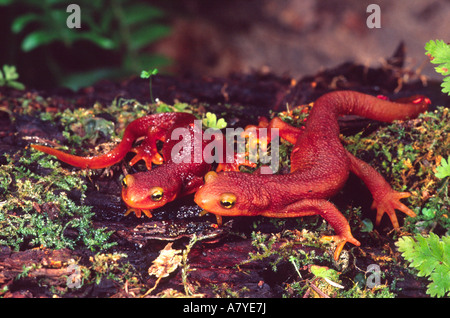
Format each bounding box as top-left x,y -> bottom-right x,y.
155,102 -> 192,114
202,112 -> 227,129
360,218 -> 374,233
88,253 -> 131,285
140,68 -> 159,104
425,39 -> 450,95
0,64 -> 25,90
435,156 -> 450,179
396,233 -> 450,297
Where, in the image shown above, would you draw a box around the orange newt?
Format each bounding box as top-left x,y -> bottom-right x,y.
31,112 -> 254,217
194,91 -> 431,260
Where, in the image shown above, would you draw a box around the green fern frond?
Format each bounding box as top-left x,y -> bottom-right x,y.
396,233 -> 450,297
425,40 -> 450,95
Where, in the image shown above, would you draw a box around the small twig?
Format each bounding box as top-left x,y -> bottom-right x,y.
141,275 -> 163,298
307,278 -> 330,298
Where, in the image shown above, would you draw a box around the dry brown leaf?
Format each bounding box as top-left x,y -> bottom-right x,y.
148,243 -> 182,278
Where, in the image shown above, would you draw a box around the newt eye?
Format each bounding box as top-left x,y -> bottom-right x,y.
122,175 -> 134,188
219,193 -> 236,209
150,187 -> 164,202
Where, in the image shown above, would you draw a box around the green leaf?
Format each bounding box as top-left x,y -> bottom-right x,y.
0,65 -> 25,90
421,207 -> 436,220
215,118 -> 227,129
425,40 -> 450,73
310,265 -> 337,280
173,103 -> 190,113
203,112 -> 216,128
21,30 -> 59,51
140,70 -> 150,79
122,4 -> 166,25
435,157 -> 450,179
428,266 -> 450,297
141,68 -> 159,79
82,117 -> 115,142
156,104 -> 172,113
76,32 -> 116,50
202,112 -> 228,129
129,24 -> 171,51
3,65 -> 19,81
6,81 -> 25,90
61,68 -> 123,91
11,13 -> 41,33
442,76 -> 450,94
49,9 -> 71,25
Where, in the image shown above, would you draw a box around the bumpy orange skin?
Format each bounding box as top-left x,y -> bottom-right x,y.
194,91 -> 430,260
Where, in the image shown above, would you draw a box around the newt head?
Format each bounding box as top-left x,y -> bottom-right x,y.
194,171 -> 271,225
121,169 -> 181,218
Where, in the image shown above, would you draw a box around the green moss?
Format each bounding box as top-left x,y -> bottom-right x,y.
0,150 -> 115,252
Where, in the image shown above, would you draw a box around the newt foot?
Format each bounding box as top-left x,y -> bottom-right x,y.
216,152 -> 257,172
124,208 -> 153,218
320,234 -> 361,261
371,191 -> 416,229
199,210 -> 223,226
130,144 -> 164,169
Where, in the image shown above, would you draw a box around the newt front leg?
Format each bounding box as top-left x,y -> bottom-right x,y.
272,199 -> 361,260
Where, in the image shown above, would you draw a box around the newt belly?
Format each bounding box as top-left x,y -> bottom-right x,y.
31,112 -> 254,218
194,90 -> 431,260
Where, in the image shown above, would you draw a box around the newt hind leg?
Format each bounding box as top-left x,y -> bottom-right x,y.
346,150 -> 416,229
129,126 -> 166,169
